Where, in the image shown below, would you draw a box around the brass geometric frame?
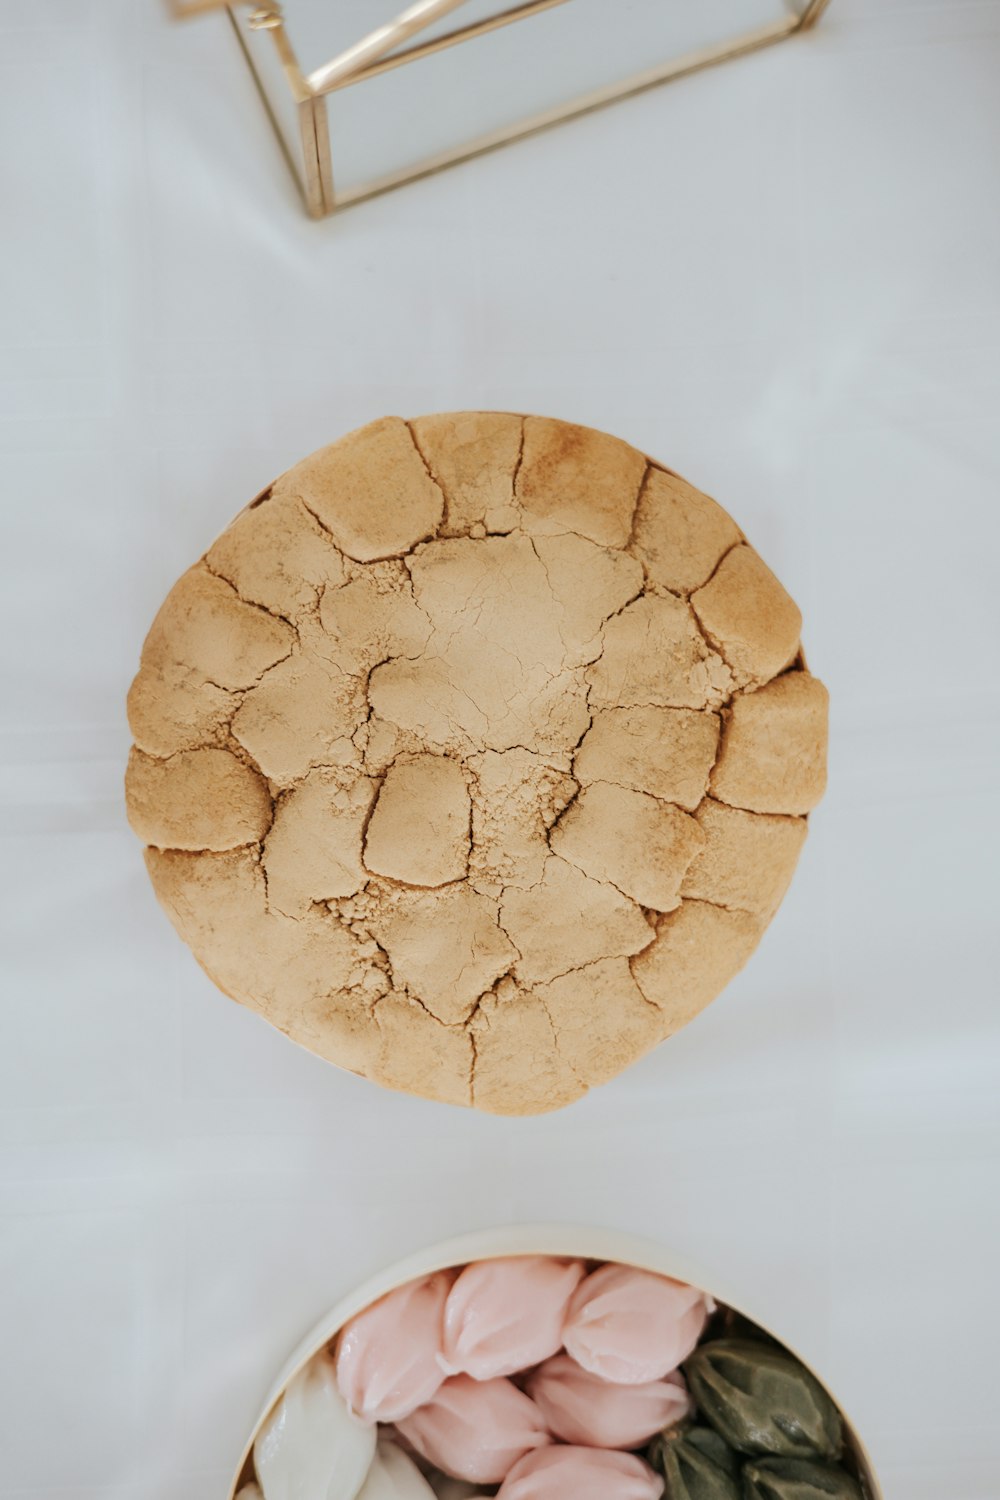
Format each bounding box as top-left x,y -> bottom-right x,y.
170,0 -> 833,219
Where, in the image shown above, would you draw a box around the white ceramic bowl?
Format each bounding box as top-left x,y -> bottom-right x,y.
229,1225 -> 882,1498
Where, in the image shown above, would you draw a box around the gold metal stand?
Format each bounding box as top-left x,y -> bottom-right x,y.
170,0 -> 833,219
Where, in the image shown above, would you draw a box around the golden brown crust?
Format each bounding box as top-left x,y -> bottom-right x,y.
682,800 -> 808,920
630,468 -> 742,594
630,901 -> 764,1033
691,544 -> 802,688
141,565 -> 295,690
363,755 -> 471,888
262,771 -> 376,917
711,671 -> 829,815
516,417 -> 647,548
410,411 -> 522,538
205,491 -> 346,618
469,986 -> 583,1116
275,417 -> 444,563
551,783 -> 705,913
127,414 -> 827,1113
125,746 -> 272,852
573,707 -> 720,812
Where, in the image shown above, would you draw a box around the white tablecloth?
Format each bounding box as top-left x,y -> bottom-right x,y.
1,3 -> 998,1496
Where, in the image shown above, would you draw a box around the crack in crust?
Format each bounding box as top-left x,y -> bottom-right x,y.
126,413 -> 828,1115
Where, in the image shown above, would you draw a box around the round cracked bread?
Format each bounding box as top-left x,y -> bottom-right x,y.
126,413 -> 828,1114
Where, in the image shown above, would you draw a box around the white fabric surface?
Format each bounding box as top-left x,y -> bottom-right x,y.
1,2 -> 998,1497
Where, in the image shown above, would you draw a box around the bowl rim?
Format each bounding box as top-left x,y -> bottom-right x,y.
229,1223 -> 882,1498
